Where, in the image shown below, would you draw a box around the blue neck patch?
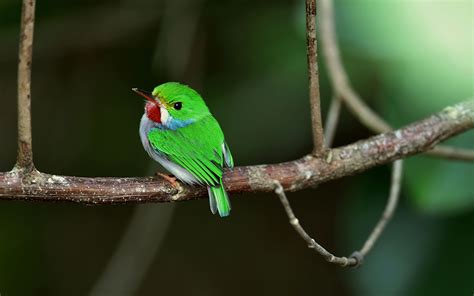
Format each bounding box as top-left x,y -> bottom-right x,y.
163,117 -> 195,130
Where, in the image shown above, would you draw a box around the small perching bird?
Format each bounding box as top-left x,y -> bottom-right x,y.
133,82 -> 234,217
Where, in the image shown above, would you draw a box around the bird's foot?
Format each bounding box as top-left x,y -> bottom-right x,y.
156,172 -> 178,188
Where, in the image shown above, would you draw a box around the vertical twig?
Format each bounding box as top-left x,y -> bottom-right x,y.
306,0 -> 325,156
319,0 -> 389,133
324,95 -> 342,148
16,0 -> 36,171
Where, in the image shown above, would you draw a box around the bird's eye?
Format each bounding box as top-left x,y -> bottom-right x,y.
173,102 -> 182,110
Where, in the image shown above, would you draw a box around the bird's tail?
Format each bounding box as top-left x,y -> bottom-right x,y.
208,180 -> 231,217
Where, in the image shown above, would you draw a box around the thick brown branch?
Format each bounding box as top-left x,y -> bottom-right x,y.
0,100 -> 472,203
319,0 -> 474,161
16,0 -> 36,171
306,0 -> 325,155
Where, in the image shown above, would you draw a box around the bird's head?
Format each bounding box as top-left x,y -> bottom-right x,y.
133,82 -> 210,127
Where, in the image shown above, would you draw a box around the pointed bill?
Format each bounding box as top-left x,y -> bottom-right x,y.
132,88 -> 155,102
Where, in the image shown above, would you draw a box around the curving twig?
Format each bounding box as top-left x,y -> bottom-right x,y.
359,160 -> 403,256
306,0 -> 325,155
319,0 -> 474,161
16,0 -> 36,171
273,160 -> 403,267
274,181 -> 357,267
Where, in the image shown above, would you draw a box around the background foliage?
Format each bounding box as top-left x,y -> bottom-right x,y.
0,0 -> 472,295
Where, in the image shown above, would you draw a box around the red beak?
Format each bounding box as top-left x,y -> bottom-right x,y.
132,88 -> 155,103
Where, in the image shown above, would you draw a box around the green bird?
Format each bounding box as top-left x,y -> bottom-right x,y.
133,82 -> 233,217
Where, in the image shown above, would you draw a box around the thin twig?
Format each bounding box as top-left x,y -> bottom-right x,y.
274,181 -> 357,267
425,146 -> 474,161
359,160 -> 403,256
273,159 -> 403,267
306,0 -> 325,155
0,100 -> 472,203
16,0 -> 36,171
319,0 -> 474,162
324,95 -> 342,148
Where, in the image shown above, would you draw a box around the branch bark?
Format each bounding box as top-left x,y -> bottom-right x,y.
306,0 -> 325,155
1,100 -> 472,203
319,0 -> 474,161
16,0 -> 36,171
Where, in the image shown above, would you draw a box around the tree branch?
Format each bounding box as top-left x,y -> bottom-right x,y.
319,0 -> 474,161
306,0 -> 325,155
1,100 -> 472,203
16,0 -> 36,171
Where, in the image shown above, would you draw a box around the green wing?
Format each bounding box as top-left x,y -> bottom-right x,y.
147,115 -> 226,186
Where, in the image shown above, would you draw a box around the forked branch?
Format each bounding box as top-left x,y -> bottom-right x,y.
319,0 -> 474,161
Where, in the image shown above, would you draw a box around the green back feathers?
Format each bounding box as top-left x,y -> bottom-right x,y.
147,115 -> 226,186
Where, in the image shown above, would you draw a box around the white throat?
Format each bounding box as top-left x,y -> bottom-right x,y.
160,106 -> 171,126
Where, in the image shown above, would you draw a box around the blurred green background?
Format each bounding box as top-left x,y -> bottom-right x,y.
0,0 -> 473,295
